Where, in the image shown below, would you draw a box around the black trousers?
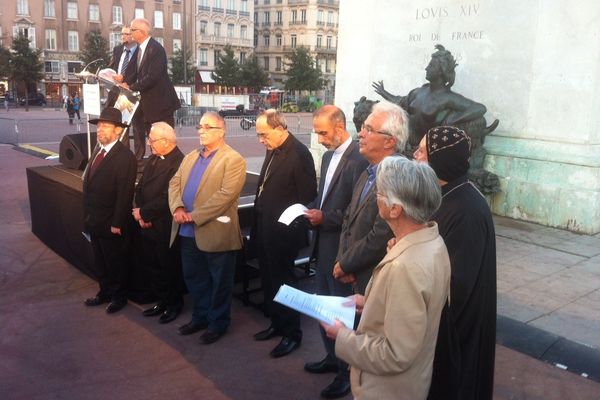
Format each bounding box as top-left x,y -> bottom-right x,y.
91,233 -> 131,302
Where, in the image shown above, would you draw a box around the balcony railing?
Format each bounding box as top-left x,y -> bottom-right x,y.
240,11 -> 250,16
226,9 -> 237,15
262,21 -> 271,26
315,46 -> 336,54
317,0 -> 339,6
289,0 -> 309,4
289,20 -> 306,25
197,5 -> 210,12
197,35 -> 253,47
316,21 -> 325,26
213,7 -> 224,13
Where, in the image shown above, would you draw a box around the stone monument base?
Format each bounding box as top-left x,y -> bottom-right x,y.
484,136 -> 600,234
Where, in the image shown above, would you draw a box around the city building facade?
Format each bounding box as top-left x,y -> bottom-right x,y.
0,0 -> 192,105
253,0 -> 338,96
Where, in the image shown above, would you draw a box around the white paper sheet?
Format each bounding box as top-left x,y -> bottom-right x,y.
278,203 -> 308,226
273,284 -> 356,327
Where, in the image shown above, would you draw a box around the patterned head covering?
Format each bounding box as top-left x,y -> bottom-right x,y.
425,126 -> 471,182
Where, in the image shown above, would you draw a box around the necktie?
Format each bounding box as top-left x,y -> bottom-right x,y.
89,149 -> 106,178
120,49 -> 130,74
137,48 -> 142,70
359,166 -> 376,203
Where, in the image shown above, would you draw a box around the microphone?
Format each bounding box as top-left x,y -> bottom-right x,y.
75,59 -> 105,80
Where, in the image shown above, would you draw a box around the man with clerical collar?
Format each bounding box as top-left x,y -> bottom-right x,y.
251,109 -> 317,358
168,112 -> 246,344
83,107 -> 137,314
132,122 -> 185,324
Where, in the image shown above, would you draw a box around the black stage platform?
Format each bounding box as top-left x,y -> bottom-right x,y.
26,165 -> 259,303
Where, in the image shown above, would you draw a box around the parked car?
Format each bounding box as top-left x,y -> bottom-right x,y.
19,93 -> 47,106
218,104 -> 260,130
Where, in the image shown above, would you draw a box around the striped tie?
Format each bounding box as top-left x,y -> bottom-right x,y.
120,49 -> 131,74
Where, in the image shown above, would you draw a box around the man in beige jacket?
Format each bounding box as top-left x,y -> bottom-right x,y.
168,112 -> 246,344
323,156 -> 450,400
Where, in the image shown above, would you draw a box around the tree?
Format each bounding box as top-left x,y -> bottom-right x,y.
239,54 -> 269,93
0,46 -> 11,78
169,47 -> 195,85
10,33 -> 44,109
211,44 -> 240,87
79,30 -> 111,70
284,47 -> 324,92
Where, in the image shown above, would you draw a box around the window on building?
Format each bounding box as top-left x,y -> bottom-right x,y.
198,0 -> 208,7
254,12 -> 258,23
240,51 -> 246,64
89,5 -> 100,21
173,39 -> 182,51
44,0 -> 55,18
263,11 -> 270,24
325,58 -> 331,73
109,32 -> 120,50
317,10 -> 324,23
227,24 -> 234,38
173,12 -> 182,30
214,50 -> 221,67
241,0 -> 248,12
291,34 -> 297,48
214,22 -> 221,37
254,31 -> 258,46
263,57 -> 269,71
240,25 -> 247,39
17,0 -> 29,15
155,37 -> 164,46
200,20 -> 208,34
228,0 -> 235,10
275,57 -> 281,71
199,48 -> 208,66
214,0 -> 222,10
301,9 -> 306,23
328,11 -> 333,24
113,6 -> 123,24
327,35 -> 332,49
316,35 -> 322,48
45,29 -> 57,50
13,26 -> 36,47
263,35 -> 270,46
276,34 -> 282,47
135,8 -> 144,19
45,61 -> 60,73
67,2 -> 78,19
67,62 -> 82,73
155,11 -> 164,28
68,31 -> 79,51
291,10 -> 297,23
276,11 -> 282,24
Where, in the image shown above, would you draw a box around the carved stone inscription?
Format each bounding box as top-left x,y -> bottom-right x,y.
409,3 -> 484,43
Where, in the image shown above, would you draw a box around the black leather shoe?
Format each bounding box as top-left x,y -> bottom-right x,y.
253,326 -> 282,341
178,321 -> 208,335
158,307 -> 181,324
106,300 -> 127,314
84,295 -> 110,307
270,337 -> 300,358
199,330 -> 223,345
142,304 -> 166,317
304,357 -> 339,374
320,377 -> 351,399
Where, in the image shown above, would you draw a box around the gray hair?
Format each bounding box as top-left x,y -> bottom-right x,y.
201,111 -> 226,128
131,18 -> 151,35
376,156 -> 441,224
150,122 -> 177,143
371,101 -> 409,152
260,108 -> 287,130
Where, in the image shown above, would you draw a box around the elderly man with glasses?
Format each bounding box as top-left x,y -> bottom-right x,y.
168,112 -> 246,344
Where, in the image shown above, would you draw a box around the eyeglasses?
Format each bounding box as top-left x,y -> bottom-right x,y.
256,132 -> 270,139
361,123 -> 391,137
197,125 -> 223,131
130,28 -> 142,33
147,137 -> 165,144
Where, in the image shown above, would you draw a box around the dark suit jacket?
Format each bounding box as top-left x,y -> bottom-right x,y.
106,44 -> 139,108
83,141 -> 137,238
311,141 -> 368,274
336,165 -> 394,294
135,147 -> 184,242
252,133 -> 317,254
129,38 -> 180,124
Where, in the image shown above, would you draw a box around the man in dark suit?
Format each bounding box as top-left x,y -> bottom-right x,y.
303,105 -> 368,399
252,109 -> 317,358
83,107 -> 137,313
132,122 -> 184,324
124,18 -> 180,134
333,101 -> 409,294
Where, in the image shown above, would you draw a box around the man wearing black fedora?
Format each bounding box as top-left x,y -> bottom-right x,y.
83,107 -> 137,313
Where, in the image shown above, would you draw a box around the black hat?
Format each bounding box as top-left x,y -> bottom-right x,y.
89,107 -> 128,128
425,126 -> 471,182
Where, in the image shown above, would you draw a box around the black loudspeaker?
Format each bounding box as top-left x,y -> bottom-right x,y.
59,133 -> 97,170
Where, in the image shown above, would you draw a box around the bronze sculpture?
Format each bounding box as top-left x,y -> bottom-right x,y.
372,45 -> 499,193
352,96 -> 379,133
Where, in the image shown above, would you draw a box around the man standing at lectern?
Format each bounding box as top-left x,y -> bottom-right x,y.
83,108 -> 137,314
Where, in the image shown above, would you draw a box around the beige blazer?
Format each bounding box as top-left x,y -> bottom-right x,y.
168,143 -> 246,252
335,222 -> 451,400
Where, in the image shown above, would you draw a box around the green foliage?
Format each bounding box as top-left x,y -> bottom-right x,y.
79,30 -> 111,69
211,44 -> 240,87
10,34 -> 44,97
0,46 -> 11,77
239,54 -> 269,92
284,47 -> 324,92
169,47 -> 195,84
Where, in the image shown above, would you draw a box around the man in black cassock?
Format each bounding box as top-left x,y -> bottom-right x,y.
414,126 -> 497,400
